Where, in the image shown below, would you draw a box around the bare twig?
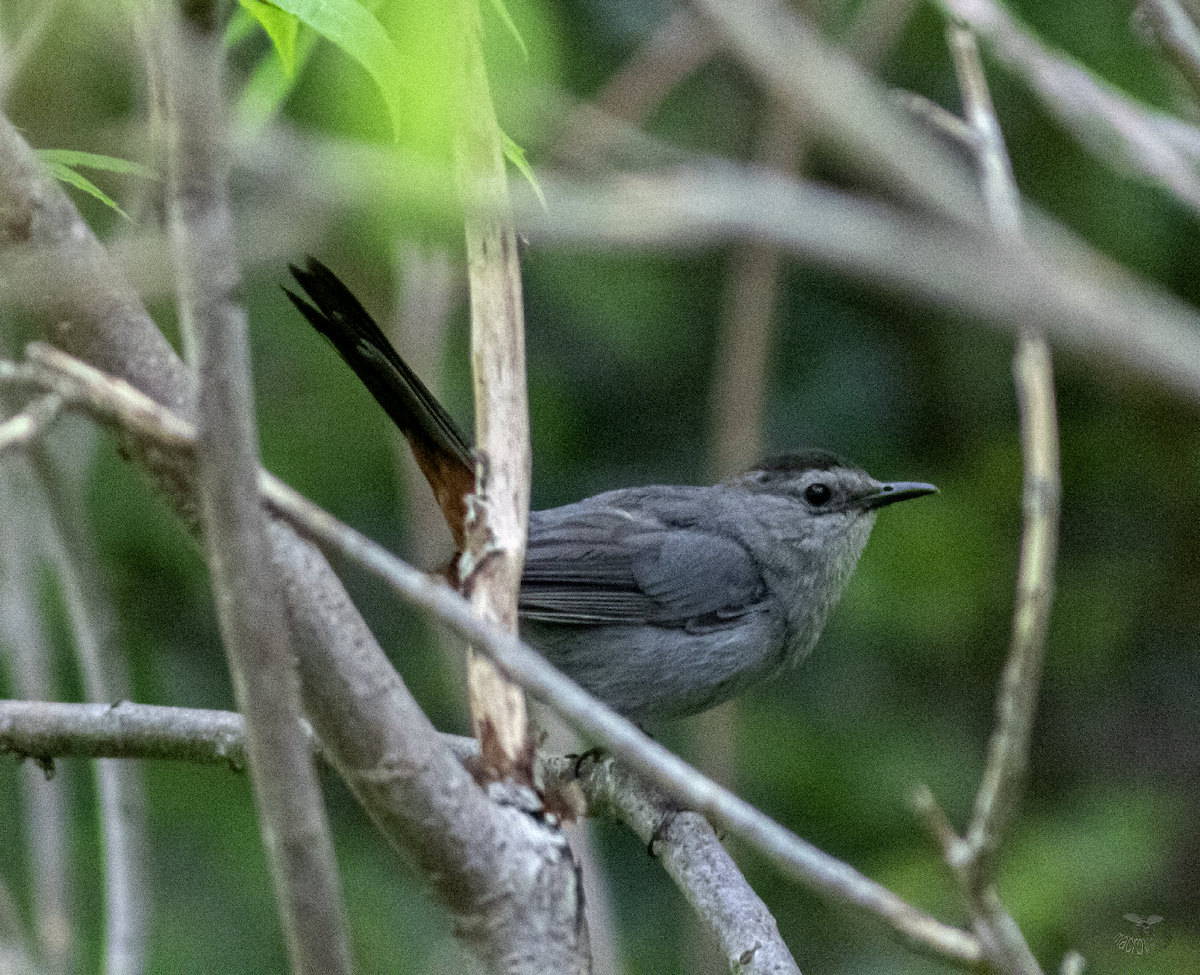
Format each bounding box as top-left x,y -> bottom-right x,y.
0,343 -> 983,968
453,0 -> 534,781
950,18 -> 1061,873
0,699 -> 489,769
908,22 -> 1063,975
158,14 -> 352,975
895,91 -> 977,150
940,0 -> 1200,216
545,753 -> 803,975
1136,0 -> 1200,101
0,393 -> 62,454
0,700 -> 252,767
0,114 -> 585,974
31,445 -> 148,975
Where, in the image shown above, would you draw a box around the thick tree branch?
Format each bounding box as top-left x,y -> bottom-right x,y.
0,110 -> 586,975
515,166 -> 1200,406
158,14 -> 353,974
546,753 -> 803,975
0,342 -> 982,968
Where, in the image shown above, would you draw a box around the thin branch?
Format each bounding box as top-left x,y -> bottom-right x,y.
1,698 -> 802,974
0,700 -> 252,767
949,18 -> 1061,872
892,90 -> 978,148
0,393 -> 62,454
233,129 -> 1200,407
0,114 -> 586,974
32,446 -> 149,975
158,14 -> 352,975
940,0 -> 1200,217
544,753 -> 803,975
0,343 -> 983,968
513,165 -> 1200,406
909,21 -> 1062,975
1136,0 -> 1200,102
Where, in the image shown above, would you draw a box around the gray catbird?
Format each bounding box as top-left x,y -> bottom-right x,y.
286,259 -> 936,722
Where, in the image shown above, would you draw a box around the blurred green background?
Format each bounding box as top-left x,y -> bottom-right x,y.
1,0 -> 1199,972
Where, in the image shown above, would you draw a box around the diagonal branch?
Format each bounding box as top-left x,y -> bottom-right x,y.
0,106 -> 588,973
0,341 -> 983,968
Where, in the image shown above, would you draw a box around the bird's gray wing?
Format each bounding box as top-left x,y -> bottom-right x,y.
519,507 -> 766,627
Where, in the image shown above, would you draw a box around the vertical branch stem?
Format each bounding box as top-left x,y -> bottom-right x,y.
32,448 -> 148,975
949,20 -> 1062,866
158,13 -> 352,974
453,0 -> 532,778
943,20 -> 1061,975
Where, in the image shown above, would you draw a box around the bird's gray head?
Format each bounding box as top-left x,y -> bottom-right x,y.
723,450 -> 937,662
727,450 -> 937,517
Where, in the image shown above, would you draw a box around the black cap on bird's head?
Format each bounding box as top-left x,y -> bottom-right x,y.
728,451 -> 937,514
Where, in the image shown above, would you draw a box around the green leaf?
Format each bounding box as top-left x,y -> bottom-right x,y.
236,28 -> 319,132
269,0 -> 406,140
42,162 -> 131,221
38,150 -> 158,222
487,0 -> 528,61
239,0 -> 299,76
38,149 -> 156,181
502,133 -> 545,209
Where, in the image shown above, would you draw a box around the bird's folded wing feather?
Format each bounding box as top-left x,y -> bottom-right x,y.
519,508 -> 766,627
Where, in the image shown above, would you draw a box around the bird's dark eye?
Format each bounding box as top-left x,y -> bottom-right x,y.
804,482 -> 832,506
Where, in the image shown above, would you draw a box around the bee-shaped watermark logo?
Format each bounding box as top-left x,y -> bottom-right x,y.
1113,913 -> 1169,956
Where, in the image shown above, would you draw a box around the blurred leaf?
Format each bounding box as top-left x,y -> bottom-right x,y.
272,0 -> 406,139
239,0 -> 299,75
487,0 -> 528,60
39,149 -> 155,179
39,150 -> 156,222
502,132 -> 545,207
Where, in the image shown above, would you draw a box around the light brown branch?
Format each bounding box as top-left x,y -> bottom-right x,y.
453,0 -> 535,782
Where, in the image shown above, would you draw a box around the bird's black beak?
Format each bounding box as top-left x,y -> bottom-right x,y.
861,481 -> 938,510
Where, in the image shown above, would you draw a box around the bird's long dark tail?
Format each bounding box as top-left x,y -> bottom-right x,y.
285,257 -> 475,545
